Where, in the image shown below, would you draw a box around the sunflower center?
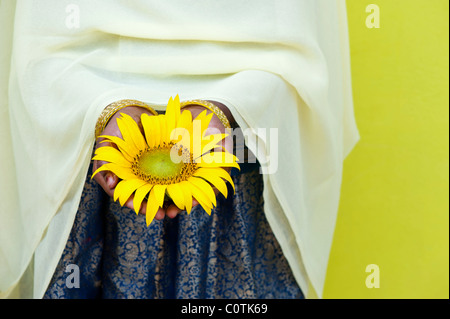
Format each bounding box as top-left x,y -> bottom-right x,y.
132,143 -> 197,185
139,148 -> 183,178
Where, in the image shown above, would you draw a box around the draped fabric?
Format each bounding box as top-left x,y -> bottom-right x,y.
0,0 -> 359,298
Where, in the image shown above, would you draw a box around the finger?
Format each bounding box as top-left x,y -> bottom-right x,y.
166,204 -> 182,219
93,137 -> 121,196
124,194 -> 135,211
138,200 -> 147,215
105,171 -> 119,189
92,161 -> 118,197
154,208 -> 166,220
93,167 -> 114,197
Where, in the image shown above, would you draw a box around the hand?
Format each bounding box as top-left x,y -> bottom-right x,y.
92,102 -> 234,220
92,106 -> 156,214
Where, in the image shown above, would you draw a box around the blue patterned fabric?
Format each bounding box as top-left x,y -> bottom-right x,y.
43,161 -> 304,299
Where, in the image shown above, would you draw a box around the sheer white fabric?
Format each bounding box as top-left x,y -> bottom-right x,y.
0,0 -> 359,298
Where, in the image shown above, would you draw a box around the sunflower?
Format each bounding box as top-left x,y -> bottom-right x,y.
92,95 -> 239,226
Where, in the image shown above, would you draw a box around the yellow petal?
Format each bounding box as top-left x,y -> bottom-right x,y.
91,163 -> 136,181
194,133 -> 228,159
152,184 -> 167,207
158,115 -> 169,144
178,181 -> 193,214
115,115 -> 135,145
117,113 -> 147,151
145,185 -> 166,226
133,184 -> 152,214
196,151 -> 240,170
197,161 -> 240,170
171,114 -> 195,151
165,95 -> 181,138
146,114 -> 162,147
184,111 -> 211,156
193,168 -> 228,198
188,182 -> 213,215
146,187 -> 159,226
209,167 -> 236,193
93,146 -> 131,167
91,164 -> 109,179
170,127 -> 191,144
178,109 -> 193,130
188,177 -> 216,208
112,180 -> 126,202
194,110 -> 214,137
141,113 -> 156,149
167,183 -> 185,210
114,178 -> 147,206
99,135 -> 138,161
165,97 -> 175,132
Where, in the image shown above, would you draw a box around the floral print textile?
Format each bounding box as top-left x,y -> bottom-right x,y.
44,162 -> 303,299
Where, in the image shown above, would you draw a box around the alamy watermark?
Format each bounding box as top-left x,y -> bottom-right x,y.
366,4 -> 380,29
365,264 -> 380,288
65,263 -> 80,289
65,4 -> 80,29
168,124 -> 279,175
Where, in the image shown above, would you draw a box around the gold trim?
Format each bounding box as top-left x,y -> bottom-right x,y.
180,99 -> 231,133
94,99 -> 158,139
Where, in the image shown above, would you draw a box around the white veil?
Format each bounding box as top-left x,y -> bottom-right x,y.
0,0 -> 359,298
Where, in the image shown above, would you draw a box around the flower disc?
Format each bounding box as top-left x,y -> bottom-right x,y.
138,147 -> 183,179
